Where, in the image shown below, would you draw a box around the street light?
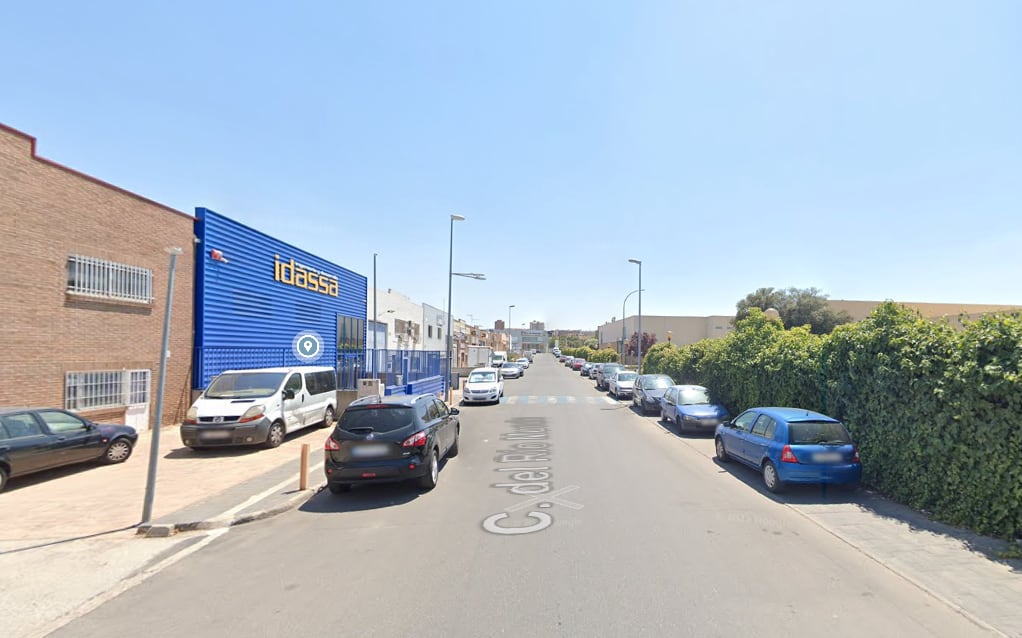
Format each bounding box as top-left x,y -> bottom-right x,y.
508,304 -> 516,353
628,258 -> 643,372
446,214 -> 465,402
621,288 -> 643,359
142,246 -> 183,525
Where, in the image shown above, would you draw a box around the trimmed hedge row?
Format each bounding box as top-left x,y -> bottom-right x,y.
643,303 -> 1022,539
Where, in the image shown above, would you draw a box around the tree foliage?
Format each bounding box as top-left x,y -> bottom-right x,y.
641,303 -> 1022,539
735,286 -> 852,334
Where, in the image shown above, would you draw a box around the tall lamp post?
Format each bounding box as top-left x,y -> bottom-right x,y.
142,246 -> 183,525
628,258 -> 643,372
508,304 -> 516,354
621,288 -> 642,361
446,215 -> 465,402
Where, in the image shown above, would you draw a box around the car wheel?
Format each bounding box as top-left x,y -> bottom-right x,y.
264,422 -> 286,449
763,461 -> 784,493
715,437 -> 730,462
418,448 -> 439,491
328,483 -> 351,494
103,439 -> 134,464
319,406 -> 335,429
0,466 -> 8,493
448,428 -> 460,457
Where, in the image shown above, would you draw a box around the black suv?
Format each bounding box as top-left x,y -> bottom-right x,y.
324,394 -> 460,494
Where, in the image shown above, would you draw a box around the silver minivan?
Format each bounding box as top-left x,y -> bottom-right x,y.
181,366 -> 337,449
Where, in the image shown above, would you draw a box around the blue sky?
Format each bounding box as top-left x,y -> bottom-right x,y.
4,1 -> 1020,330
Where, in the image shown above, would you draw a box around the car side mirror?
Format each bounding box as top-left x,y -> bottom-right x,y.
282,389 -> 296,400
449,408 -> 460,416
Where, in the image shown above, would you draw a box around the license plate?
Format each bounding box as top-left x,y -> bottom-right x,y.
201,430 -> 232,440
351,444 -> 389,458
812,452 -> 843,463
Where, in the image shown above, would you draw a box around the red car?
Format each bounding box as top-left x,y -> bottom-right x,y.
572,358 -> 586,371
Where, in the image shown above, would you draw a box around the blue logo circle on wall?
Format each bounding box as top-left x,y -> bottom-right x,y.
293,331 -> 323,362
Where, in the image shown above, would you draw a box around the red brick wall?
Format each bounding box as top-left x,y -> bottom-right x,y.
0,124 -> 195,428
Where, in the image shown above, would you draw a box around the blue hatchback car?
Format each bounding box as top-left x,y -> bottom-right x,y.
714,407 -> 861,493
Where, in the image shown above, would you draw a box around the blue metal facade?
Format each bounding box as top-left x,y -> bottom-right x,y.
192,207 -> 367,389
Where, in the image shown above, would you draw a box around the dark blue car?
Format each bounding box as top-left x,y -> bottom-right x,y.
659,385 -> 729,434
714,407 -> 862,493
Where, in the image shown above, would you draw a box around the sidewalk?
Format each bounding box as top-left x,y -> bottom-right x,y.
0,422 -> 329,547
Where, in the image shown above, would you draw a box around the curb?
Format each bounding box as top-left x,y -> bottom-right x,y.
135,483 -> 325,538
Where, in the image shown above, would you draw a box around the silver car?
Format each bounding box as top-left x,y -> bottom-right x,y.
609,371 -> 638,400
500,362 -> 523,379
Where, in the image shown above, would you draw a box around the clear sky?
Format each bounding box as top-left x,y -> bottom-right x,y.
4,1 -> 1020,330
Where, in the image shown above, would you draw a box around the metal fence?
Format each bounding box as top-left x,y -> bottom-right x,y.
194,346 -> 444,391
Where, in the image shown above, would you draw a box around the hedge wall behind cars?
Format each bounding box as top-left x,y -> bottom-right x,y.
644,303 -> 1022,539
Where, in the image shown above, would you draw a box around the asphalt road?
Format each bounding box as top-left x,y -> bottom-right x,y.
54,356 -> 997,637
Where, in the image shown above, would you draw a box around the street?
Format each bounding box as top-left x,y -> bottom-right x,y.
52,356 -> 998,637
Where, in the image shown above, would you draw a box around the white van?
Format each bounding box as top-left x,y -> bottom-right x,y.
491,351 -> 508,368
181,366 -> 337,449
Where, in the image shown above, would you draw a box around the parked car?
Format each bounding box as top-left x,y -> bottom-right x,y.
608,371 -> 638,399
501,362 -> 524,379
595,363 -> 623,391
461,367 -> 504,405
324,393 -> 460,494
564,356 -> 575,367
588,362 -> 604,380
515,357 -> 531,369
0,408 -> 138,492
632,374 -> 674,414
714,407 -> 862,493
580,362 -> 594,377
572,358 -> 586,371
660,385 -> 729,434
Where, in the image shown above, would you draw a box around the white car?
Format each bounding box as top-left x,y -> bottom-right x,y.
462,367 -> 504,405
515,357 -> 530,369
500,362 -> 524,379
609,371 -> 638,400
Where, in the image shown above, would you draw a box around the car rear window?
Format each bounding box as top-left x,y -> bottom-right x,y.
339,406 -> 416,433
616,372 -> 637,381
788,421 -> 853,445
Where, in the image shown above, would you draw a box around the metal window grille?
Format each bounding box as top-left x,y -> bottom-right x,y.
65,369 -> 151,410
66,255 -> 154,303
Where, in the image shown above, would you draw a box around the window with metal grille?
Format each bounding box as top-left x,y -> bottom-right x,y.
65,369 -> 152,410
66,255 -> 154,303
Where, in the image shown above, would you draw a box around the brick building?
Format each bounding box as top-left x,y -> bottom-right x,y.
0,124 -> 195,430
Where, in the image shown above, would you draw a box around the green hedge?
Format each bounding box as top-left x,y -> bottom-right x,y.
643,304 -> 1022,539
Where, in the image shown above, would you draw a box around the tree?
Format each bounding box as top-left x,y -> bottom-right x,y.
735,287 -> 852,335
626,332 -> 658,356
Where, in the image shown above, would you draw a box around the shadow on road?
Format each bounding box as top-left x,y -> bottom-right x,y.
299,460 -> 452,514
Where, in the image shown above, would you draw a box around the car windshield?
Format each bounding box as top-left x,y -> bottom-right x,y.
642,376 -> 672,389
204,372 -> 286,399
468,372 -> 497,383
677,388 -> 711,405
617,372 -> 637,382
339,406 -> 416,433
788,421 -> 853,445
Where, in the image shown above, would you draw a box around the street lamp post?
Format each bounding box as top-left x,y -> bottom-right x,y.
446,214 -> 465,402
621,288 -> 642,360
629,258 -> 642,372
369,252 -> 377,379
141,246 -> 183,525
508,304 -> 515,354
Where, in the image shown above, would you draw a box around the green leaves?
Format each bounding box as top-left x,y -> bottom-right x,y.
643,302 -> 1022,539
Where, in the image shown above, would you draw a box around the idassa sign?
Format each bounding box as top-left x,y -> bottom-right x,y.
273,254 -> 339,297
